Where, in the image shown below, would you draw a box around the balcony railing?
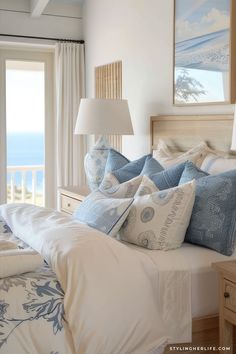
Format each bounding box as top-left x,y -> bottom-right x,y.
7,165 -> 44,206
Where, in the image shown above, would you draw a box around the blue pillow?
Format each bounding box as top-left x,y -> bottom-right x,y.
149,162 -> 186,190
140,156 -> 164,176
179,161 -> 208,185
105,149 -> 129,175
73,191 -> 133,237
181,164 -> 236,256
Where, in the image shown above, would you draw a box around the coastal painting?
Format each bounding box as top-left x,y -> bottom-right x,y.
174,0 -> 233,105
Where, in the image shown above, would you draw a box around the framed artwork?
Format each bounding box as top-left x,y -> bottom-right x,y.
174,0 -> 236,105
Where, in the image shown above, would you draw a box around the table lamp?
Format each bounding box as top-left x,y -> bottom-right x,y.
74,98 -> 134,190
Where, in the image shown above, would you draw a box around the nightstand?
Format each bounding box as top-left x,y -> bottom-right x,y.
212,260 -> 236,353
58,186 -> 89,215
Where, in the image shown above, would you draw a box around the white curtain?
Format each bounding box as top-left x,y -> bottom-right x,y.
55,42 -> 86,187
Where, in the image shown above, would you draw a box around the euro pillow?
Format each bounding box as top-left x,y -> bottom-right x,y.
153,140 -> 209,168
104,149 -> 129,175
73,191 -> 133,237
201,153 -> 236,175
149,162 -> 186,190
120,181 -> 196,250
178,161 -> 208,185
104,150 -> 163,184
180,163 -> 236,256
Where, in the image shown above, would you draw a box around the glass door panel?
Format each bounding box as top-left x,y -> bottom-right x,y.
6,60 -> 45,206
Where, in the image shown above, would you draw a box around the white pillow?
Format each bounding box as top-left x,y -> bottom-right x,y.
120,181 -> 196,250
201,153 -> 236,175
100,174 -> 158,198
100,174 -> 143,198
153,140 -> 209,168
134,175 -> 159,197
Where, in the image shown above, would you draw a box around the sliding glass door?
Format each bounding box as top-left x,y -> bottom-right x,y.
0,49 -> 55,208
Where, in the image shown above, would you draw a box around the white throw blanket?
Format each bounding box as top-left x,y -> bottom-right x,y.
0,224 -> 44,278
0,247 -> 44,278
0,203 -> 192,353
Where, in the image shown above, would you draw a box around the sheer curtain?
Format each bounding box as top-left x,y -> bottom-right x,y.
55,42 -> 86,188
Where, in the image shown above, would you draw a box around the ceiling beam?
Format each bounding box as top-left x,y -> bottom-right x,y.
30,0 -> 50,17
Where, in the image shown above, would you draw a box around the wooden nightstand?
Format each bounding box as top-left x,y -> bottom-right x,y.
212,260 -> 236,353
58,186 -> 89,215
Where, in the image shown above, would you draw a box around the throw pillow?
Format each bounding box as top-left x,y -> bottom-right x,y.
178,161 -> 208,185
73,191 -> 133,237
120,181 -> 195,250
153,140 -> 209,168
201,153 -> 236,175
149,162 -> 186,190
180,163 -> 236,256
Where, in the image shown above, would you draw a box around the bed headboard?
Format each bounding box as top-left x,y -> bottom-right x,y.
150,114 -> 235,154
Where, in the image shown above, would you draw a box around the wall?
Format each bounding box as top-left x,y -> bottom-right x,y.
83,0 -> 234,160
0,0 -> 83,41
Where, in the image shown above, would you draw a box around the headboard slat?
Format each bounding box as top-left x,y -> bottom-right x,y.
151,115 -> 234,154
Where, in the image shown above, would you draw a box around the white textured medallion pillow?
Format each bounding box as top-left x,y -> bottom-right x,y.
120,181 -> 196,250
153,140 -> 209,168
134,175 -> 159,196
100,174 -> 143,198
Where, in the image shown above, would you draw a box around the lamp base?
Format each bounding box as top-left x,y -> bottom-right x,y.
84,136 -> 111,191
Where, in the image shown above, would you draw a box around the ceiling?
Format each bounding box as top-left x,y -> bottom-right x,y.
30,0 -> 83,17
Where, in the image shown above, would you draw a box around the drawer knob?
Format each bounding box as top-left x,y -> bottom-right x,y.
224,292 -> 230,298
67,203 -> 71,207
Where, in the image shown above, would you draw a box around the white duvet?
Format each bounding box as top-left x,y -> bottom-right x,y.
0,203 -> 192,353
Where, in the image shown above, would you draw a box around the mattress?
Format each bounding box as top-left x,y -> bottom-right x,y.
124,242 -> 236,318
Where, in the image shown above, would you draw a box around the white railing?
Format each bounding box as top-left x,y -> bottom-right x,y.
7,165 -> 44,205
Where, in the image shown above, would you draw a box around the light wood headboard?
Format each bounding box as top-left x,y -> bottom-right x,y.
151,115 -> 234,154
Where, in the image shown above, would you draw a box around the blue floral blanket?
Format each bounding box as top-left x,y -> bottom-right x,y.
0,218 -> 73,354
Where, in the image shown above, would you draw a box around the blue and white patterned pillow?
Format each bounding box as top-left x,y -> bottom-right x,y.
149,162 -> 186,190
100,175 -> 143,198
120,181 -> 196,250
100,174 -> 158,199
84,136 -> 110,191
180,163 -> 236,256
73,191 -> 133,237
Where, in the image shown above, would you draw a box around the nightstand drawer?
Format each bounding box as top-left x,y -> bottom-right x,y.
61,195 -> 81,214
224,279 -> 236,312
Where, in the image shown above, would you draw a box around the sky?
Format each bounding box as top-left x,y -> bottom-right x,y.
6,63 -> 45,134
175,0 -> 230,42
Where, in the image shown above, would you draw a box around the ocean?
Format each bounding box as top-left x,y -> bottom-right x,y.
7,133 -> 44,192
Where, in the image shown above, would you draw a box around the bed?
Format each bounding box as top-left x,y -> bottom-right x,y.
150,113 -> 236,352
1,114 -> 236,353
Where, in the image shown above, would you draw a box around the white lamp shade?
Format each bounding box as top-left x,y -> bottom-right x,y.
74,98 -> 134,135
231,107 -> 236,150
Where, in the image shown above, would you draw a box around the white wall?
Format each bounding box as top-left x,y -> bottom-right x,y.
83,0 -> 234,160
0,0 -> 83,41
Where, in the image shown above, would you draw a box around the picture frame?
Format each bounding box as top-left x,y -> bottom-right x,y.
173,0 -> 236,106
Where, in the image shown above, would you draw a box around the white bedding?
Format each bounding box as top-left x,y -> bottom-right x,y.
0,203 -> 193,353
124,242 -> 235,318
